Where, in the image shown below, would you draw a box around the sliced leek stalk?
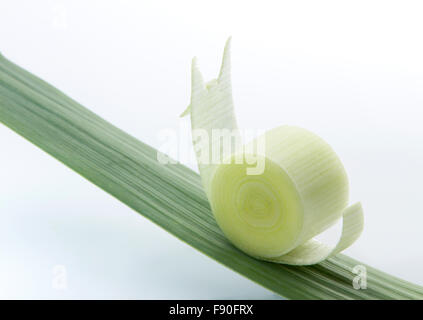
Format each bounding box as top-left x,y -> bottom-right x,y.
182,38 -> 364,265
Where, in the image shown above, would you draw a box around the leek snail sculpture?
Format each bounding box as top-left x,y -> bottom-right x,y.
181,38 -> 364,265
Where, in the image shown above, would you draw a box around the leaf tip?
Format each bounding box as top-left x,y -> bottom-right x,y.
218,37 -> 232,83
180,104 -> 191,117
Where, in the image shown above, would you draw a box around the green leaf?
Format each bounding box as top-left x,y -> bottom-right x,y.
0,54 -> 422,299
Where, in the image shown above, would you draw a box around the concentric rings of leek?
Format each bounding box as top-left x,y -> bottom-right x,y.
210,125 -> 350,260
211,154 -> 304,258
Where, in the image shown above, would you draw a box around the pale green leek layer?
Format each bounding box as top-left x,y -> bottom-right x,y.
183,39 -> 363,265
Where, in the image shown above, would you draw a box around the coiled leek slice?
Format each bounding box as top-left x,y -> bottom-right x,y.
182,39 -> 364,265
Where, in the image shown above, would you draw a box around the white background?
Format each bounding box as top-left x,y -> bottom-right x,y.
0,0 -> 423,299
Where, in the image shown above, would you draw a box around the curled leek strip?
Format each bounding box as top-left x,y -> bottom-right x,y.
182,38 -> 364,265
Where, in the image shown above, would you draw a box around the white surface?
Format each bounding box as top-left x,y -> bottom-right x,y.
0,0 -> 423,299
